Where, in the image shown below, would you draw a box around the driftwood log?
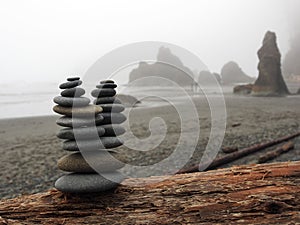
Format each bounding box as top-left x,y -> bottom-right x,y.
0,161 -> 300,224
258,141 -> 294,163
178,131 -> 300,174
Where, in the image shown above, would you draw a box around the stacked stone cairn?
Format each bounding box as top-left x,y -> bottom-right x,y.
53,77 -> 125,193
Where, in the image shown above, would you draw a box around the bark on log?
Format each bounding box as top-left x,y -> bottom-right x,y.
178,131 -> 300,174
0,161 -> 300,224
258,141 -> 294,163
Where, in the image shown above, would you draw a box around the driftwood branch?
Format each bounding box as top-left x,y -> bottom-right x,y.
258,141 -> 294,163
178,131 -> 300,174
0,161 -> 300,224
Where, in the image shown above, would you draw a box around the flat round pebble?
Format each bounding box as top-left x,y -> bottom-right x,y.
100,80 -> 115,84
63,137 -> 123,151
61,87 -> 85,97
53,105 -> 103,117
55,172 -> 124,193
53,96 -> 90,107
57,151 -> 124,173
57,126 -> 105,140
67,77 -> 80,81
99,104 -> 125,113
94,97 -> 122,105
100,113 -> 127,125
56,114 -> 104,128
91,88 -> 116,98
59,80 -> 82,89
101,124 -> 126,136
96,83 -> 117,89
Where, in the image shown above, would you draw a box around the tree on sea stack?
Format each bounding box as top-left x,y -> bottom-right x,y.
252,31 -> 290,96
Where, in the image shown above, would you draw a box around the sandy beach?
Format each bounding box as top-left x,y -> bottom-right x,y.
0,90 -> 299,199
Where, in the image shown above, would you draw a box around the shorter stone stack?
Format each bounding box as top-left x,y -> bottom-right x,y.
92,80 -> 126,146
53,77 -> 124,193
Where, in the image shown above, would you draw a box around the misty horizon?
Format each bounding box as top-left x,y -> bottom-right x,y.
0,0 -> 299,84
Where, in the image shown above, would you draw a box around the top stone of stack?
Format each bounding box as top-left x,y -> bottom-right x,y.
67,77 -> 80,81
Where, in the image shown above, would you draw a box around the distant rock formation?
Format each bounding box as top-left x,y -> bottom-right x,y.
198,71 -> 221,85
283,33 -> 300,81
128,47 -> 206,86
252,31 -> 290,96
221,61 -> 254,84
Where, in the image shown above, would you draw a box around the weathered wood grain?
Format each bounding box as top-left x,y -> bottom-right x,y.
0,161 -> 299,224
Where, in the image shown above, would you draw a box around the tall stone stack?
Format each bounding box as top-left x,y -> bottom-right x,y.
53,77 -> 125,193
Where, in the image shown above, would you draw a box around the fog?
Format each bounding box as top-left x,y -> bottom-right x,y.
0,0 -> 298,84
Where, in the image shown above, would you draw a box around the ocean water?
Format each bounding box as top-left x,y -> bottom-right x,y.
0,82 -> 59,119
0,82 -> 230,119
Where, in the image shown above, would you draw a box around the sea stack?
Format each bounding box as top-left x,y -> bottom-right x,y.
252,31 -> 290,96
53,77 -> 125,193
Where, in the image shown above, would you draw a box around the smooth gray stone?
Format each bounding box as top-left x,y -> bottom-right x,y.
57,126 -> 105,140
99,104 -> 125,113
53,105 -> 103,117
57,151 -> 124,173
61,87 -> 85,97
59,80 -> 82,89
53,96 -> 90,107
100,113 -> 126,125
67,77 -> 80,81
100,80 -> 115,84
94,97 -> 122,105
101,124 -> 125,136
55,172 -> 124,193
56,115 -> 104,128
96,83 -> 117,89
91,88 -> 116,98
62,137 -> 123,151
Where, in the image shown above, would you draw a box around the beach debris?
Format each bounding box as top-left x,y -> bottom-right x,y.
233,83 -> 253,95
231,122 -> 241,128
177,131 -> 300,174
53,78 -> 126,193
221,146 -> 238,153
252,31 -> 290,96
258,141 -> 294,163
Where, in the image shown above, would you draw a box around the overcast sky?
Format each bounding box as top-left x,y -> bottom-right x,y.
0,0 -> 298,84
